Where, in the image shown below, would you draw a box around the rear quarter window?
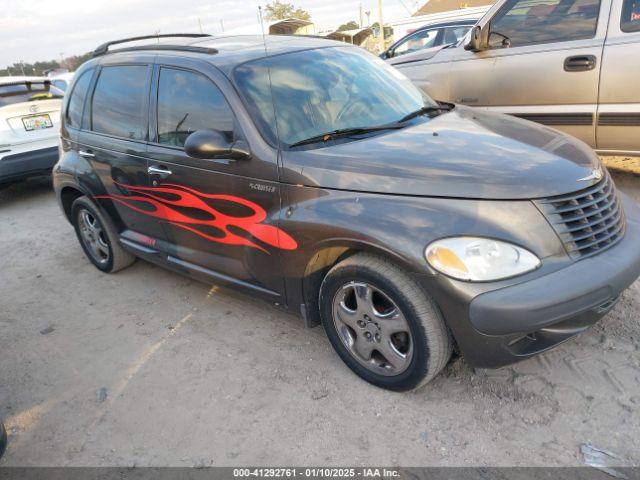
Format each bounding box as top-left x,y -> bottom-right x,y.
621,0 -> 640,31
90,65 -> 150,140
66,70 -> 93,129
0,83 -> 64,108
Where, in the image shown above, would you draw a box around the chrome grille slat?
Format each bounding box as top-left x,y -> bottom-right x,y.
552,194 -> 618,224
541,179 -> 610,204
535,172 -> 626,259
561,205 -> 620,232
567,211 -> 623,242
549,183 -> 614,213
567,221 -> 625,252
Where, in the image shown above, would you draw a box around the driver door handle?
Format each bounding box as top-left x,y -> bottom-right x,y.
148,165 -> 172,178
564,55 -> 597,72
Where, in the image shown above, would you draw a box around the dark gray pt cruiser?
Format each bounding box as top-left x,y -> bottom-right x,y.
53,34 -> 640,391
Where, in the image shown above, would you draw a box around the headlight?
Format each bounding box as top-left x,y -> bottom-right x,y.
425,237 -> 540,281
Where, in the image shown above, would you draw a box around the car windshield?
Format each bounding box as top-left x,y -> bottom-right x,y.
234,47 -> 438,147
0,83 -> 65,108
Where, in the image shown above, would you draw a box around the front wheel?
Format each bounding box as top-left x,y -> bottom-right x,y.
319,253 -> 452,391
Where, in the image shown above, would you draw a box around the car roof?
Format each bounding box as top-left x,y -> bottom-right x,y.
412,18 -> 478,31
90,34 -> 353,73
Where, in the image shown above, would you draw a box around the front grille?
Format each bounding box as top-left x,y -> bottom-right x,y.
535,172 -> 625,259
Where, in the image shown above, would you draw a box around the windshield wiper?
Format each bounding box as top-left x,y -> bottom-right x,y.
398,103 -> 453,123
289,124 -> 403,148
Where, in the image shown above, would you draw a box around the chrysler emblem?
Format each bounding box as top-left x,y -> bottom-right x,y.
29,105 -> 39,113
577,168 -> 603,182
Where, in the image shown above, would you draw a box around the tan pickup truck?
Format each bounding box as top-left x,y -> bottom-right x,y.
388,0 -> 640,157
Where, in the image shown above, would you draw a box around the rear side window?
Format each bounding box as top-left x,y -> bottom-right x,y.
621,0 -> 640,32
156,68 -> 234,147
66,70 -> 93,129
0,83 -> 64,108
489,0 -> 601,48
91,65 -> 149,140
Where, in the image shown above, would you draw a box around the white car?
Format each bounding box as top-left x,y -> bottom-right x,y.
49,72 -> 75,92
0,77 -> 64,184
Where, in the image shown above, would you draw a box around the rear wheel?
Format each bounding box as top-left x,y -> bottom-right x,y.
320,253 -> 452,391
71,196 -> 135,273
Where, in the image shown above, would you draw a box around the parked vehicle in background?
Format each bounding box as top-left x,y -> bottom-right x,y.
381,19 -> 477,60
54,34 -> 640,391
49,72 -> 75,92
391,0 -> 640,157
0,77 -> 64,185
387,5 -> 491,40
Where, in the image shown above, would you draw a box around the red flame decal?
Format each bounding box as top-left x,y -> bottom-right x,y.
96,183 -> 297,253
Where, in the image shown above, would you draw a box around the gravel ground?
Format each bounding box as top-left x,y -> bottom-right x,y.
0,172 -> 638,467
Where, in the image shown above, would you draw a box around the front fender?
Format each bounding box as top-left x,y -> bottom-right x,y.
280,184 -> 569,322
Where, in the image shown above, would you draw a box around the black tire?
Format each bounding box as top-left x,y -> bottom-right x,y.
71,196 -> 135,273
319,253 -> 452,391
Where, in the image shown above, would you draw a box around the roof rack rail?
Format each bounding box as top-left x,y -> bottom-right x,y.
92,33 -> 213,57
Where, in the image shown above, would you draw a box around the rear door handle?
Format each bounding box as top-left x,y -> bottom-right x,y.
78,150 -> 95,158
564,55 -> 597,72
148,165 -> 172,178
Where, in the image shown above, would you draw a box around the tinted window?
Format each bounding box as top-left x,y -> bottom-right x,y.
67,70 -> 93,128
52,79 -> 68,91
393,29 -> 439,56
444,26 -> 472,44
490,0 -> 601,47
157,68 -> 234,147
91,65 -> 149,140
234,47 -> 435,147
621,0 -> 640,31
0,83 -> 64,108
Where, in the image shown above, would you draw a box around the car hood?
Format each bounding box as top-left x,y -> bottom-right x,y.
386,44 -> 449,66
280,106 -> 601,200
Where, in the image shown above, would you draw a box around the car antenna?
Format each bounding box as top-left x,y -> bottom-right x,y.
257,5 -> 284,165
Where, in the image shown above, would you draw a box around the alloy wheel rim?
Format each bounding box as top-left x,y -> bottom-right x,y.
331,281 -> 413,376
79,209 -> 109,265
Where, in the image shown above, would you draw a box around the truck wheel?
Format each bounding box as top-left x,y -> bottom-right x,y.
319,253 -> 452,391
71,196 -> 135,273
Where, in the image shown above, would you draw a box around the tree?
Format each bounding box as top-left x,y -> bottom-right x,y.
264,1 -> 311,21
2,51 -> 93,77
337,20 -> 360,31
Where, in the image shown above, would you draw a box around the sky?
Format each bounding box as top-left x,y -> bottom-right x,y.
0,0 -> 421,68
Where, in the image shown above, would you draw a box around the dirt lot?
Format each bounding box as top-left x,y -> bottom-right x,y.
1,172 -> 639,467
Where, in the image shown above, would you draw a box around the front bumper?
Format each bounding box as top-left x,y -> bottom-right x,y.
426,193 -> 640,369
0,146 -> 58,183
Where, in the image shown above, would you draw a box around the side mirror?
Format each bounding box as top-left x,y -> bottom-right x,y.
184,130 -> 250,160
464,25 -> 484,52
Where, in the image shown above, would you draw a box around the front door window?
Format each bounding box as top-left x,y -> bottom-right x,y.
489,0 -> 601,48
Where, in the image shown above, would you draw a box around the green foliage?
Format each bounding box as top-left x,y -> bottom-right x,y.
264,1 -> 311,21
337,20 -> 360,31
2,51 -> 92,76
